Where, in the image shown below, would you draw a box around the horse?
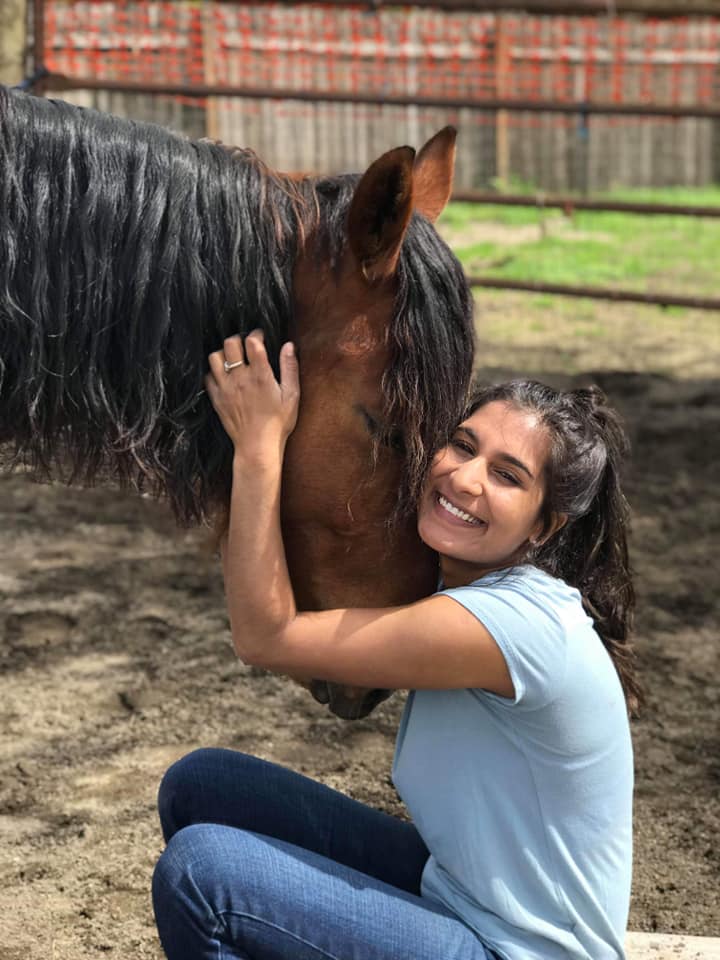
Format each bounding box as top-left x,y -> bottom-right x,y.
0,86 -> 475,719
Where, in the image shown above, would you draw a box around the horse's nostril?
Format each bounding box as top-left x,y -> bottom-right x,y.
359,687 -> 394,716
309,679 -> 331,705
326,686 -> 393,720
328,697 -> 364,721
371,688 -> 393,709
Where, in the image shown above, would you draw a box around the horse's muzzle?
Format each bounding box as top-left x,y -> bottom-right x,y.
309,679 -> 393,720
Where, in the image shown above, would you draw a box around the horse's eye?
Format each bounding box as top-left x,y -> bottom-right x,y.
357,406 -> 382,437
385,427 -> 406,454
357,407 -> 405,454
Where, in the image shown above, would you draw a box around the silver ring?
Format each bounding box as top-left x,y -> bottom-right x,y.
223,359 -> 244,373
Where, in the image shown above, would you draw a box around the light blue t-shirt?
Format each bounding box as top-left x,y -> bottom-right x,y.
392,565 -> 633,960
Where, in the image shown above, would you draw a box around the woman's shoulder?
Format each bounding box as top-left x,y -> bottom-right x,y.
458,565 -> 583,609
440,567 -> 604,710
441,565 -> 593,662
439,568 -> 580,709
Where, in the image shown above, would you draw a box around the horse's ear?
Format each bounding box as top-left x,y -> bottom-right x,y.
347,146 -> 416,283
412,126 -> 457,223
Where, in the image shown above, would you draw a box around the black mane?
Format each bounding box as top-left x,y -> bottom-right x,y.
0,88 -> 473,522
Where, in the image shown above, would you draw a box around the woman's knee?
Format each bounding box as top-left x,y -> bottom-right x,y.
158,748 -> 223,840
158,748 -> 263,842
153,823 -> 272,925
152,824 -> 228,952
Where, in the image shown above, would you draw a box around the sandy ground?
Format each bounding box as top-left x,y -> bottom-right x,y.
1,325 -> 718,956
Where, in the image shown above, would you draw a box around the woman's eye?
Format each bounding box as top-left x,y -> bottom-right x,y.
496,469 -> 520,485
451,438 -> 474,454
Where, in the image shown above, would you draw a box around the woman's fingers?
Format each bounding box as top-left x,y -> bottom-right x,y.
243,329 -> 271,372
211,331 -> 270,370
279,342 -> 300,402
205,331 -> 300,448
222,334 -> 246,366
208,328 -> 298,406
208,334 -> 247,384
207,349 -> 226,382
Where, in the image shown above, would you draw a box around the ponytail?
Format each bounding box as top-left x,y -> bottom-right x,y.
466,381 -> 642,714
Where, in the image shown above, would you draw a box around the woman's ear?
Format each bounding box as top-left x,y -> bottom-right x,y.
532,512 -> 568,547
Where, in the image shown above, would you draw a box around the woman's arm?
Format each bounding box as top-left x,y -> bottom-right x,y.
206,332 -> 513,697
206,331 -> 299,640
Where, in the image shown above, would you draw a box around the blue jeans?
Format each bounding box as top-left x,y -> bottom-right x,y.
152,748 -> 495,960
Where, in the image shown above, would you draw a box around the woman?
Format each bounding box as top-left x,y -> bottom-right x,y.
152,331 -> 639,960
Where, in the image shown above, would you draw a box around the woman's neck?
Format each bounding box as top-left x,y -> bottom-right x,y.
439,553 -> 529,588
439,558 -> 502,588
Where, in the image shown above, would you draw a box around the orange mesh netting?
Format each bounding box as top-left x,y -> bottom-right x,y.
41,2 -> 720,109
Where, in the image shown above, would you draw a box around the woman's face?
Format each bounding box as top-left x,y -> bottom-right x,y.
417,400 -> 558,586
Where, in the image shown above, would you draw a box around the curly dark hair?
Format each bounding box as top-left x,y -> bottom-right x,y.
465,380 -> 642,715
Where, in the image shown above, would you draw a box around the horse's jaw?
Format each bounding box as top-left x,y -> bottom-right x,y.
307,680 -> 393,720
282,512 -> 439,719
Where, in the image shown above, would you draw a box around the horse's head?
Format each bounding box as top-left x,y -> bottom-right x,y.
0,89 -> 473,719
283,131 -> 475,719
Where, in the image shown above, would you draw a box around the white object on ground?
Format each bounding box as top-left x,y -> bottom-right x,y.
626,932 -> 720,959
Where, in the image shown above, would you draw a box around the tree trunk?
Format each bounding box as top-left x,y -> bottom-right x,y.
0,0 -> 26,86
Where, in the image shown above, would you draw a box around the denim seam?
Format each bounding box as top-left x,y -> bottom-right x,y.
209,916 -> 224,960
213,909 -> 342,960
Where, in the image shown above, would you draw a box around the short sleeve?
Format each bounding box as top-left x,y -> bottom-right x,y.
441,568 -> 571,710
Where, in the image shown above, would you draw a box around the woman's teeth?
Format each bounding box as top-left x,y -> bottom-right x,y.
438,494 -> 482,525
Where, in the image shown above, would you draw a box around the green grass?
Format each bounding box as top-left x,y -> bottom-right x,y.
436,186 -> 720,378
441,202 -> 542,228
438,186 -> 720,295
604,185 -> 720,206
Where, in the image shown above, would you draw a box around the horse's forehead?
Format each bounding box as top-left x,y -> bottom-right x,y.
293,253 -> 395,361
336,315 -> 384,358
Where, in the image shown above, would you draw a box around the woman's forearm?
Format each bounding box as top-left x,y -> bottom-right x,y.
205,331 -> 301,663
223,451 -> 297,662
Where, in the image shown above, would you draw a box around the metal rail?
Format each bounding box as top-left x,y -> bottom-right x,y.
451,191 -> 720,218
228,0 -> 720,18
467,277 -> 720,310
42,77 -> 720,120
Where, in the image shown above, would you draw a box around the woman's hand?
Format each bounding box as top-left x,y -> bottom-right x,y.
205,330 -> 300,464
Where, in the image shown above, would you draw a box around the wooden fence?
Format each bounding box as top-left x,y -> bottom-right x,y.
32,2 -> 720,191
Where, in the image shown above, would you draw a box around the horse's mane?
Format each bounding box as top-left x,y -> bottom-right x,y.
0,87 -> 306,519
0,87 -> 473,522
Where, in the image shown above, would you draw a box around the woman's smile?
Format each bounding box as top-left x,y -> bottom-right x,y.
434,492 -> 485,528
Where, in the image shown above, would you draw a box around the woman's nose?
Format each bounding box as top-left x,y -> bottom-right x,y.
453,458 -> 486,495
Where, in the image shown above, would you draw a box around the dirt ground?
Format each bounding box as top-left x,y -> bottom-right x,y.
0,302 -> 718,958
